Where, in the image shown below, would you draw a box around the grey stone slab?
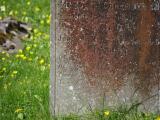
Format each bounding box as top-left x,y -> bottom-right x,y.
51,0 -> 160,115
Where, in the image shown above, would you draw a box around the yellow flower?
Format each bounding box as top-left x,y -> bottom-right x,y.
14,11 -> 18,15
25,17 -> 29,22
6,53 -> 9,57
34,29 -> 38,33
27,1 -> 30,5
18,49 -> 23,53
22,11 -> 26,15
0,5 -> 6,12
2,67 -> 6,71
39,59 -> 44,64
26,46 -> 31,51
40,20 -> 44,24
156,116 -> 160,120
9,11 -> 13,15
33,44 -> 37,48
22,56 -> 27,60
13,70 -> 18,74
0,16 -> 2,20
15,108 -> 23,113
29,51 -> 34,55
35,7 -> 40,12
16,54 -> 20,58
11,74 -> 14,78
19,54 -> 24,58
2,51 -> 5,54
2,58 -> 5,61
104,111 -> 110,116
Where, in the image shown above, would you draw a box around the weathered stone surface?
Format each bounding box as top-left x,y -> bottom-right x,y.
51,0 -> 160,115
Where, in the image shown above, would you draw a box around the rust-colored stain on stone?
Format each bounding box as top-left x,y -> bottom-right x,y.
60,0 -> 160,95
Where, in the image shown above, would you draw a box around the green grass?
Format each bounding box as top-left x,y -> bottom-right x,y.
0,0 -> 51,119
53,104 -> 158,120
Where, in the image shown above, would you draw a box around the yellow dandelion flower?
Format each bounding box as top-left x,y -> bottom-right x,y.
35,7 -> 40,12
0,16 -> 2,20
104,111 -> 110,116
24,17 -> 29,22
6,53 -> 9,57
39,59 -> 45,64
16,54 -> 20,58
14,11 -> 18,15
27,1 -> 30,5
22,11 -> 26,15
33,44 -> 37,48
11,74 -> 14,78
26,46 -> 31,51
15,108 -> 23,113
19,54 -> 24,58
156,116 -> 160,120
13,70 -> 18,74
29,51 -> 34,55
0,5 -> 6,12
9,11 -> 13,15
2,57 -> 5,61
40,20 -> 44,24
18,49 -> 23,53
2,51 -> 5,54
22,56 -> 27,60
34,29 -> 38,33
2,67 -> 6,71
28,58 -> 32,61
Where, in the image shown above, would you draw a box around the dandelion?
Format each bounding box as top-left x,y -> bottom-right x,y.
14,11 -> 18,15
2,67 -> 6,71
40,20 -> 44,24
11,74 -> 14,78
27,1 -> 31,5
0,16 -> 2,20
156,116 -> 160,120
29,51 -> 34,55
16,54 -> 20,58
34,29 -> 38,33
2,57 -> 5,61
18,49 -> 23,53
2,51 -> 5,54
27,58 -> 32,61
26,46 -> 31,51
47,15 -> 50,24
33,44 -> 37,48
0,5 -> 6,11
19,54 -> 24,58
15,108 -> 23,113
104,110 -> 110,116
6,53 -> 9,57
39,59 -> 45,64
22,11 -> 26,16
24,17 -> 29,22
48,64 -> 50,68
35,7 -> 40,12
9,11 -> 13,15
13,70 -> 18,74
22,56 -> 27,60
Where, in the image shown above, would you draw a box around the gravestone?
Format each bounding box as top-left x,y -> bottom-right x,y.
51,0 -> 160,115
